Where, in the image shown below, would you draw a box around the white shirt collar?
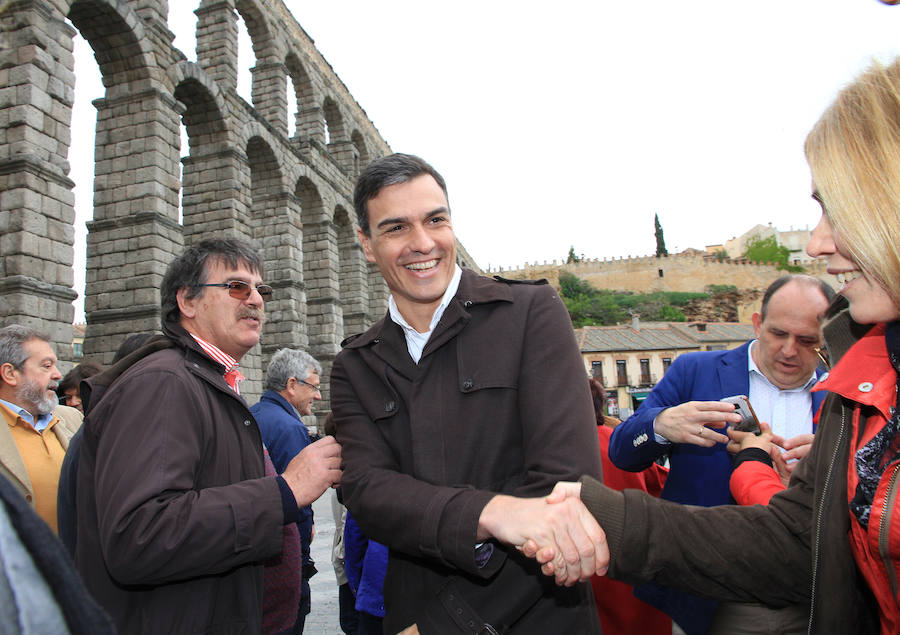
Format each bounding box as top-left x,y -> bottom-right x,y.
389,265 -> 463,363
0,398 -> 55,432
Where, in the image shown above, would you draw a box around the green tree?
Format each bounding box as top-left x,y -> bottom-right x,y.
654,214 -> 668,257
566,246 -> 581,264
558,273 -> 626,327
743,235 -> 804,272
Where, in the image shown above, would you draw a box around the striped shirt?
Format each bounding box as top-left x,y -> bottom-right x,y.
189,334 -> 243,393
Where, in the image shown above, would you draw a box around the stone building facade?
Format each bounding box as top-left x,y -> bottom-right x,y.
577,318 -> 756,419
0,0 -> 451,415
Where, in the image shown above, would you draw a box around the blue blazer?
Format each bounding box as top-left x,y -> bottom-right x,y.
607,341 -> 826,634
608,341 -> 827,507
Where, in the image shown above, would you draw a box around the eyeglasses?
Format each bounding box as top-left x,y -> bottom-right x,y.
201,280 -> 273,301
295,378 -> 321,393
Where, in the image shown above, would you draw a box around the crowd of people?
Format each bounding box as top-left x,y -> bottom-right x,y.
4,24 -> 900,635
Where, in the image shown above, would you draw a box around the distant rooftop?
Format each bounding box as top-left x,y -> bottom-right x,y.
576,319 -> 755,353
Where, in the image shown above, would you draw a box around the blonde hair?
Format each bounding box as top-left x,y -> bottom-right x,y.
805,59 -> 900,307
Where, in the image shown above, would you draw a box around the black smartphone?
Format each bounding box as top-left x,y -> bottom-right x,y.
720,395 -> 761,435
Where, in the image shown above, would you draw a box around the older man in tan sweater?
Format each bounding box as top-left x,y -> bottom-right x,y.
0,325 -> 81,532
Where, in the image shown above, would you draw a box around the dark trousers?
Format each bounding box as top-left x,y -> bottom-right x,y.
338,583 -> 360,635
357,612 -> 383,635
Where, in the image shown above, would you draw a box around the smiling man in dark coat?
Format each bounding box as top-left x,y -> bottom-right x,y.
331,154 -> 605,634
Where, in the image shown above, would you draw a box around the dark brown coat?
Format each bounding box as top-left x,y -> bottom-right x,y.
582,305 -> 881,634
332,270 -> 603,634
75,322 -> 283,634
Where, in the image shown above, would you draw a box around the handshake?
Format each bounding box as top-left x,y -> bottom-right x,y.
477,482 -> 609,586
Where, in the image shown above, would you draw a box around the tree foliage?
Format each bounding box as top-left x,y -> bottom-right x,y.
743,235 -> 805,272
558,272 -> 707,327
654,214 -> 668,257
566,246 -> 581,264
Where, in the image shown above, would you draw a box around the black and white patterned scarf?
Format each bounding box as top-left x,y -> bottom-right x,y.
850,321 -> 900,528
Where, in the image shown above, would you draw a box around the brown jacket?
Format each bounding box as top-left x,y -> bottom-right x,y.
582,304 -> 880,634
75,322 -> 283,634
332,270 -> 602,634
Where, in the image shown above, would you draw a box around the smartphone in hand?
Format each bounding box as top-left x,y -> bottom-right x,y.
720,395 -> 761,435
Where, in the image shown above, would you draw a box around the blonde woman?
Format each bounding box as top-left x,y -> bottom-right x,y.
521,59 -> 900,634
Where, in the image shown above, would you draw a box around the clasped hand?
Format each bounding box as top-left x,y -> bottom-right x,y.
478,487 -> 608,586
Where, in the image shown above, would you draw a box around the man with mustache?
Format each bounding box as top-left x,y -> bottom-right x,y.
0,325 -> 82,532
75,238 -> 342,634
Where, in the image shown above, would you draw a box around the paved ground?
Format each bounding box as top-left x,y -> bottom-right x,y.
304,490 -> 344,634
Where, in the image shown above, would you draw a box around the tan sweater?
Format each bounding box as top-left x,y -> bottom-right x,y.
1,404 -> 68,532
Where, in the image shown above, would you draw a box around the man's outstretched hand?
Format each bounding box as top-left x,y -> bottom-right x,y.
477,487 -> 608,586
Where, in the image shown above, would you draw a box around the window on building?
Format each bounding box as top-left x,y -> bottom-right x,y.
640,358 -> 651,385
591,360 -> 603,379
662,357 -> 672,374
616,360 -> 627,386
658,269 -> 664,278
73,341 -> 83,361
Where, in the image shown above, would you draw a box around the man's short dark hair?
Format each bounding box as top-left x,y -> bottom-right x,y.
161,238 -> 263,324
760,275 -> 836,321
57,361 -> 102,397
353,153 -> 448,236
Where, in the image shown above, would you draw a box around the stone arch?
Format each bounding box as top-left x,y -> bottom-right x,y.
234,0 -> 290,134
286,52 -> 315,141
322,96 -> 346,144
335,206 -> 369,337
297,177 -> 343,362
351,129 -> 370,177
172,63 -> 245,246
324,97 -> 358,174
5,0 -> 398,410
69,0 -> 182,364
229,134 -> 282,395
68,0 -> 156,93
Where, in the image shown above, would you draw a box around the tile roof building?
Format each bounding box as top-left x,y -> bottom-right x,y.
576,316 -> 755,419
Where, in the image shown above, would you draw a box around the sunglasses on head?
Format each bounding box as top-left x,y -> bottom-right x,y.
201,280 -> 273,301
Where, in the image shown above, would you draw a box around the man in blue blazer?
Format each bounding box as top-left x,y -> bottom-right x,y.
608,275 -> 834,635
251,348 -> 323,633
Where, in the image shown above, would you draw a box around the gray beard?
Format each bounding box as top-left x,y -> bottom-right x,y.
17,378 -> 57,416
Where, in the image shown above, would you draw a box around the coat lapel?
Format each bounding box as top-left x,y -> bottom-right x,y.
0,408 -> 32,496
715,341 -> 752,397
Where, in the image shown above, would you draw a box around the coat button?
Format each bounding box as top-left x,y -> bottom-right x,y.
858,382 -> 874,393
463,378 -> 474,390
384,401 -> 395,412
243,420 -> 251,426
464,300 -> 473,307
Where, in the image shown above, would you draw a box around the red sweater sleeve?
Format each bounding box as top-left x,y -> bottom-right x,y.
730,460 -> 785,506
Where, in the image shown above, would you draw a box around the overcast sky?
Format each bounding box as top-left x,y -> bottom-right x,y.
69,1 -> 900,321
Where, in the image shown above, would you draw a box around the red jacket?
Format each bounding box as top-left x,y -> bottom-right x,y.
591,424 -> 670,635
814,322 -> 900,633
